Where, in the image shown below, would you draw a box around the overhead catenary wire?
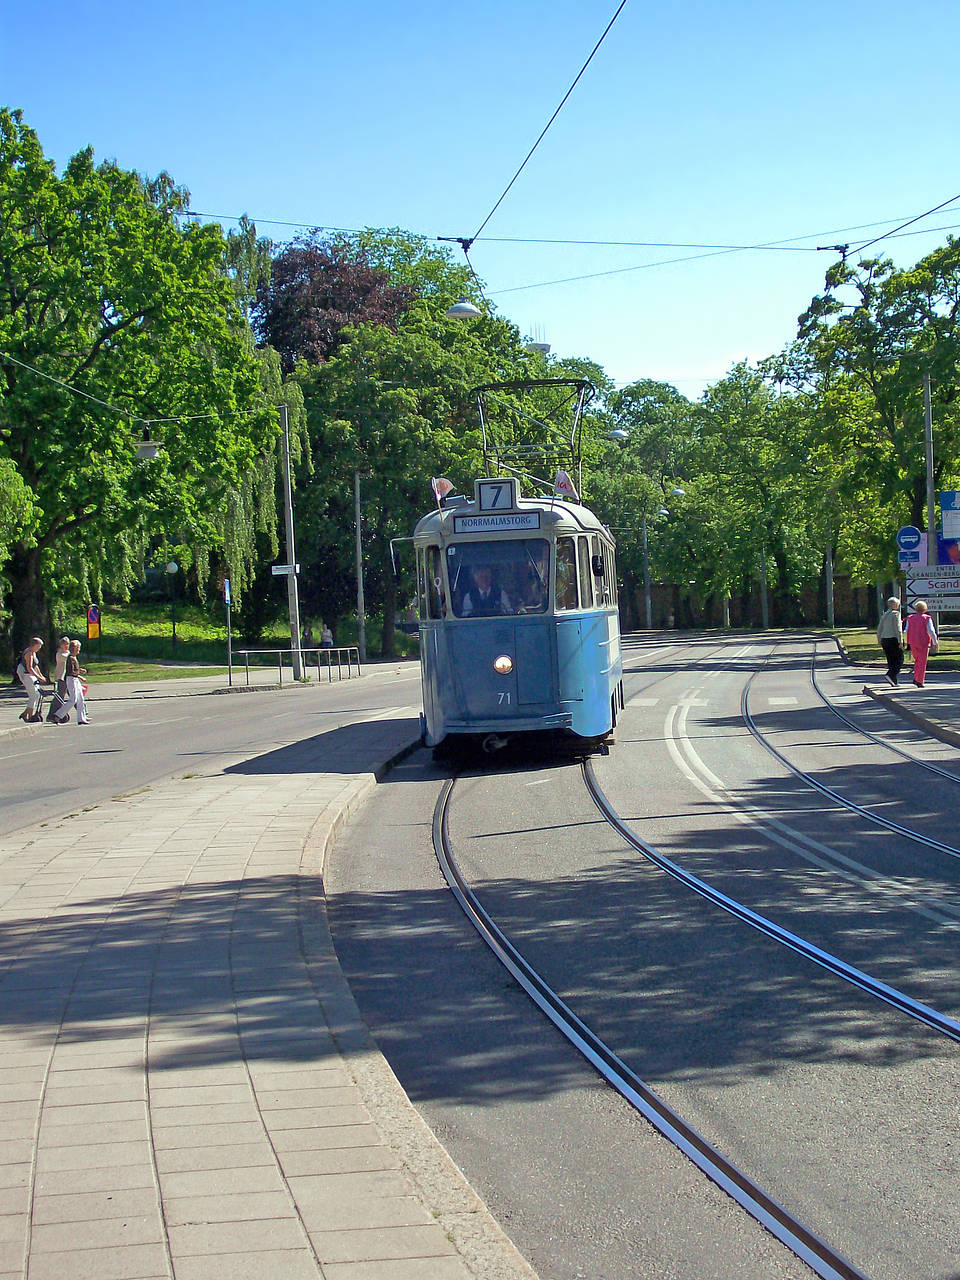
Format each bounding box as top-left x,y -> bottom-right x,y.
853,191 -> 960,256
466,1 -> 630,248
490,219 -> 960,296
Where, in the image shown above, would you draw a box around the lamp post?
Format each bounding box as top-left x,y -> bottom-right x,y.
279,403 -> 303,680
165,561 -> 178,653
354,470 -> 366,663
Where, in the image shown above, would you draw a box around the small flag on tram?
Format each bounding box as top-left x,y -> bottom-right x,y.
554,470 -> 579,501
431,476 -> 454,507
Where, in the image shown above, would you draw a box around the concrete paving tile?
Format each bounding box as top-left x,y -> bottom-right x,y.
26,1242 -> 169,1280
309,1224 -> 456,1264
0,1140 -> 34,1165
297,1195 -> 433,1234
272,1123 -> 382,1153
34,1141 -> 151,1172
149,1103 -> 259,1127
323,1260 -> 470,1280
269,1145 -> 400,1177
167,1216 -> 307,1255
246,1068 -> 348,1090
0,1167 -> 29,1191
41,1102 -> 145,1126
267,1104 -> 370,1132
0,1245 -> 22,1273
31,1187 -> 160,1224
30,1213 -> 163,1252
172,1249 -> 321,1280
0,1085 -> 43,1105
283,1171 -> 412,1207
0,1121 -> 37,1143
158,1165 -> 285,1199
153,1142 -> 274,1174
0,1187 -> 27,1217
259,1099 -> 363,1128
0,1215 -> 24,1243
163,1190 -> 292,1225
147,1085 -> 252,1107
42,1082 -> 144,1106
36,1164 -> 157,1195
151,1121 -> 265,1149
257,1084 -> 356,1109
37,1120 -> 147,1148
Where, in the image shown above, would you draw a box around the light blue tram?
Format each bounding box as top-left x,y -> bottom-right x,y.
414,476 -> 623,753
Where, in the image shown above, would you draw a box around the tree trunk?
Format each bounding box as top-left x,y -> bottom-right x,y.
6,542 -> 52,676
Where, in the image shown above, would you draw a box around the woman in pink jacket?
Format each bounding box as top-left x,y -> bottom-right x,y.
905,601 -> 938,687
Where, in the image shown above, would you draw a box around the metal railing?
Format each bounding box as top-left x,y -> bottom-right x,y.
233,646 -> 362,686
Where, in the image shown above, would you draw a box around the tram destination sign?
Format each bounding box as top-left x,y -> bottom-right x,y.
453,512 -> 541,532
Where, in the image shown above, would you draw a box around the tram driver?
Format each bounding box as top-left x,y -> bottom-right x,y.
461,564 -> 513,617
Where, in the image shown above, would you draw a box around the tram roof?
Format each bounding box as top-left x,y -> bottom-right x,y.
413,492 -> 612,540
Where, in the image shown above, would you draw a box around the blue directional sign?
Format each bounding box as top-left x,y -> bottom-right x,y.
896,525 -> 924,551
898,550 -> 921,565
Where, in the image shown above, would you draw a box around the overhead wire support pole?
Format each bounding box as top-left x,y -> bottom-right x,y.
280,402 -> 303,681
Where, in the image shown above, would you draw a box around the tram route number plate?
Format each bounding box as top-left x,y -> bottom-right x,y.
453,512 -> 541,532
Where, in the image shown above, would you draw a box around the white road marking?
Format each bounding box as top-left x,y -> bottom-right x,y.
665,700 -> 960,927
767,696 -> 798,705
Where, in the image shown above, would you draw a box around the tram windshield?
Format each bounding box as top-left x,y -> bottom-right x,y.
447,539 -> 550,618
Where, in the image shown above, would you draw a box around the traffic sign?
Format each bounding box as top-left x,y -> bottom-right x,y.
906,563 -> 960,609
896,525 -> 923,551
271,563 -> 300,576
898,550 -> 921,565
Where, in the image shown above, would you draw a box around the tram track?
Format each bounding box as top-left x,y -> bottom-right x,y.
430,637 -> 960,1280
433,768 -> 873,1280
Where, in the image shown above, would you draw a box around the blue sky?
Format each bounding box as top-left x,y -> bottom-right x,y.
4,0 -> 959,397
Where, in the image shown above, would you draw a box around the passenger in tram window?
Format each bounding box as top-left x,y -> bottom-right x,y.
517,568 -> 547,613
461,564 -> 512,617
556,537 -> 579,611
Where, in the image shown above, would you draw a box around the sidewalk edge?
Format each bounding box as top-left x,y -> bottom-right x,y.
299,737 -> 540,1280
861,684 -> 960,749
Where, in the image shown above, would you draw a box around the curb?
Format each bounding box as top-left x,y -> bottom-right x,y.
300,736 -> 540,1280
861,684 -> 960,749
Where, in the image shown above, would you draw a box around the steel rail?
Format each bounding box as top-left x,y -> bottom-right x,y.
742,664 -> 960,862
433,774 -> 871,1280
582,761 -> 960,1044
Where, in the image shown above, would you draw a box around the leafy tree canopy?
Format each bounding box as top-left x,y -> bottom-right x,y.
0,108 -> 276,654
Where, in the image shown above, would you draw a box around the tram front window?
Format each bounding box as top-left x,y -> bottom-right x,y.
448,539 -> 550,618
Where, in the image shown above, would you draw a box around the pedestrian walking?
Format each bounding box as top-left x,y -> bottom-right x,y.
16,638 -> 45,722
46,636 -> 71,722
53,640 -> 90,725
876,597 -> 904,686
906,601 -> 938,688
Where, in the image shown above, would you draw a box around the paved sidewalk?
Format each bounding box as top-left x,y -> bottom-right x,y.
0,694 -> 537,1279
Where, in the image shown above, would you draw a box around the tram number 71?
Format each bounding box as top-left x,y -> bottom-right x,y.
497,691 -> 511,705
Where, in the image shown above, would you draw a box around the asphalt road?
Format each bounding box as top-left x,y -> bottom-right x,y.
0,664 -> 423,836
327,633 -> 960,1280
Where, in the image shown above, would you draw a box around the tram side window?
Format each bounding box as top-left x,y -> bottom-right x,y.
592,535 -> 614,606
426,545 -> 445,618
577,538 -> 594,609
556,537 -> 579,611
416,549 -> 428,621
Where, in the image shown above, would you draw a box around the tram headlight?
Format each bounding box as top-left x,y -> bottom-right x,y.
493,654 -> 513,676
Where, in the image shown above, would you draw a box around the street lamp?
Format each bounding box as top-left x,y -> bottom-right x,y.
445,298 -> 482,320
165,561 -> 178,653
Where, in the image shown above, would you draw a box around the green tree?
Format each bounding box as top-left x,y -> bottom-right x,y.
0,110 -> 276,658
798,240 -> 960,543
